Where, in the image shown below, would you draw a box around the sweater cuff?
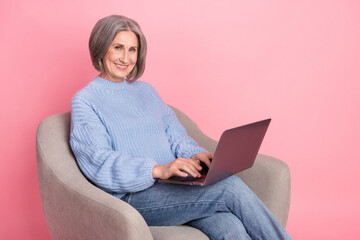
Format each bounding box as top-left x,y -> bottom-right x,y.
143,160 -> 157,186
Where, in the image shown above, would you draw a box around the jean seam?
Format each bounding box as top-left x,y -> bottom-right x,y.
136,201 -> 225,212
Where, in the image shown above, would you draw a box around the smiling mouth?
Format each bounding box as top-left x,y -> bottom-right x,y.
115,63 -> 128,70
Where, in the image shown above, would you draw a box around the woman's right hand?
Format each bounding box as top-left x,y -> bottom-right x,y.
152,157 -> 203,180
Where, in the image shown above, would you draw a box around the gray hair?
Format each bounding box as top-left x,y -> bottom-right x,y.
89,15 -> 147,81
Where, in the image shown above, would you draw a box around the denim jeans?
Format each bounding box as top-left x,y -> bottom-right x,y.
120,175 -> 292,240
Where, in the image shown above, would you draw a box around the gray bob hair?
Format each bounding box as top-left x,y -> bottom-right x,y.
89,15 -> 147,81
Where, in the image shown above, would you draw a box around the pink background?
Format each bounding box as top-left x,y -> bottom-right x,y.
1,0 -> 359,239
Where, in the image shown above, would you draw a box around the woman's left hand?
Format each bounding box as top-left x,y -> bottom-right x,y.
190,152 -> 213,168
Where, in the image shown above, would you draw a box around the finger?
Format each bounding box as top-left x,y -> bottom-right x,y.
187,164 -> 202,177
197,154 -> 211,168
206,152 -> 214,159
203,158 -> 211,168
195,160 -> 202,170
189,159 -> 202,171
175,158 -> 201,176
182,165 -> 201,178
181,158 -> 202,171
176,169 -> 189,178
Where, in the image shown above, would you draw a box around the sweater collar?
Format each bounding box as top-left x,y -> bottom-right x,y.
91,75 -> 131,90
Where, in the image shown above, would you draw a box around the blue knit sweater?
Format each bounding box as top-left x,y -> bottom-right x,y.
70,76 -> 206,197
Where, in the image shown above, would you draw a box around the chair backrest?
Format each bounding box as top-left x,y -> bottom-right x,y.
37,112 -> 83,187
36,111 -> 154,239
37,112 -> 77,182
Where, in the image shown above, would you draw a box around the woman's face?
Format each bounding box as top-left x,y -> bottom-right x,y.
100,31 -> 138,82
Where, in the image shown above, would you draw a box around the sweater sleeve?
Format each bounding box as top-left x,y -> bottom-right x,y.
163,105 -> 208,158
70,96 -> 157,193
146,84 -> 208,159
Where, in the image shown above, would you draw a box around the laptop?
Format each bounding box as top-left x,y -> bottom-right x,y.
158,119 -> 271,186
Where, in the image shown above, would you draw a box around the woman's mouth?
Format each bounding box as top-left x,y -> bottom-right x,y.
115,63 -> 128,70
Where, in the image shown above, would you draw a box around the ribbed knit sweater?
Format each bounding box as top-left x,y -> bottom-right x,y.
70,76 -> 206,197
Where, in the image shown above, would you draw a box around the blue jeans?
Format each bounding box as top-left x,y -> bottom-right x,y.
120,176 -> 292,240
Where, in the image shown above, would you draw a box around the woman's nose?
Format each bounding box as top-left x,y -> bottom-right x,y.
120,51 -> 129,64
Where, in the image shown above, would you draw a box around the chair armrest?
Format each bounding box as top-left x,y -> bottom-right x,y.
235,154 -> 291,227
190,126 -> 290,227
170,106 -> 291,227
37,113 -> 153,240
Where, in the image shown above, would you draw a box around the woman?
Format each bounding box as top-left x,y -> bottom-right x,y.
70,15 -> 291,240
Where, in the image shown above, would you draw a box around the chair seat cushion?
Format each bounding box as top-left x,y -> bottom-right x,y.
150,225 -> 209,240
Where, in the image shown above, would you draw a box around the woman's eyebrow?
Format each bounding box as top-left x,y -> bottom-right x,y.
113,43 -> 138,48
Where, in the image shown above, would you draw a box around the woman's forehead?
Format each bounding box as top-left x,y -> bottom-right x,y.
112,31 -> 138,46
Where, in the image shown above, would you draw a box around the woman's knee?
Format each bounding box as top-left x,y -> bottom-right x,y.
215,176 -> 259,206
217,175 -> 247,193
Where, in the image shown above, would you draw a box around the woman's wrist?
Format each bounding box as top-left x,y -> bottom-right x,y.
152,165 -> 161,179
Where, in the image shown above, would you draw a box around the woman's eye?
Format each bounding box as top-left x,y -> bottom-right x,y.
114,46 -> 121,50
130,48 -> 136,52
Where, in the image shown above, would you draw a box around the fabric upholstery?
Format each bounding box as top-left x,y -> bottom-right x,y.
36,106 -> 291,240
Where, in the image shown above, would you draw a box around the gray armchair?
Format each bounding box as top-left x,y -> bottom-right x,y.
36,106 -> 291,240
